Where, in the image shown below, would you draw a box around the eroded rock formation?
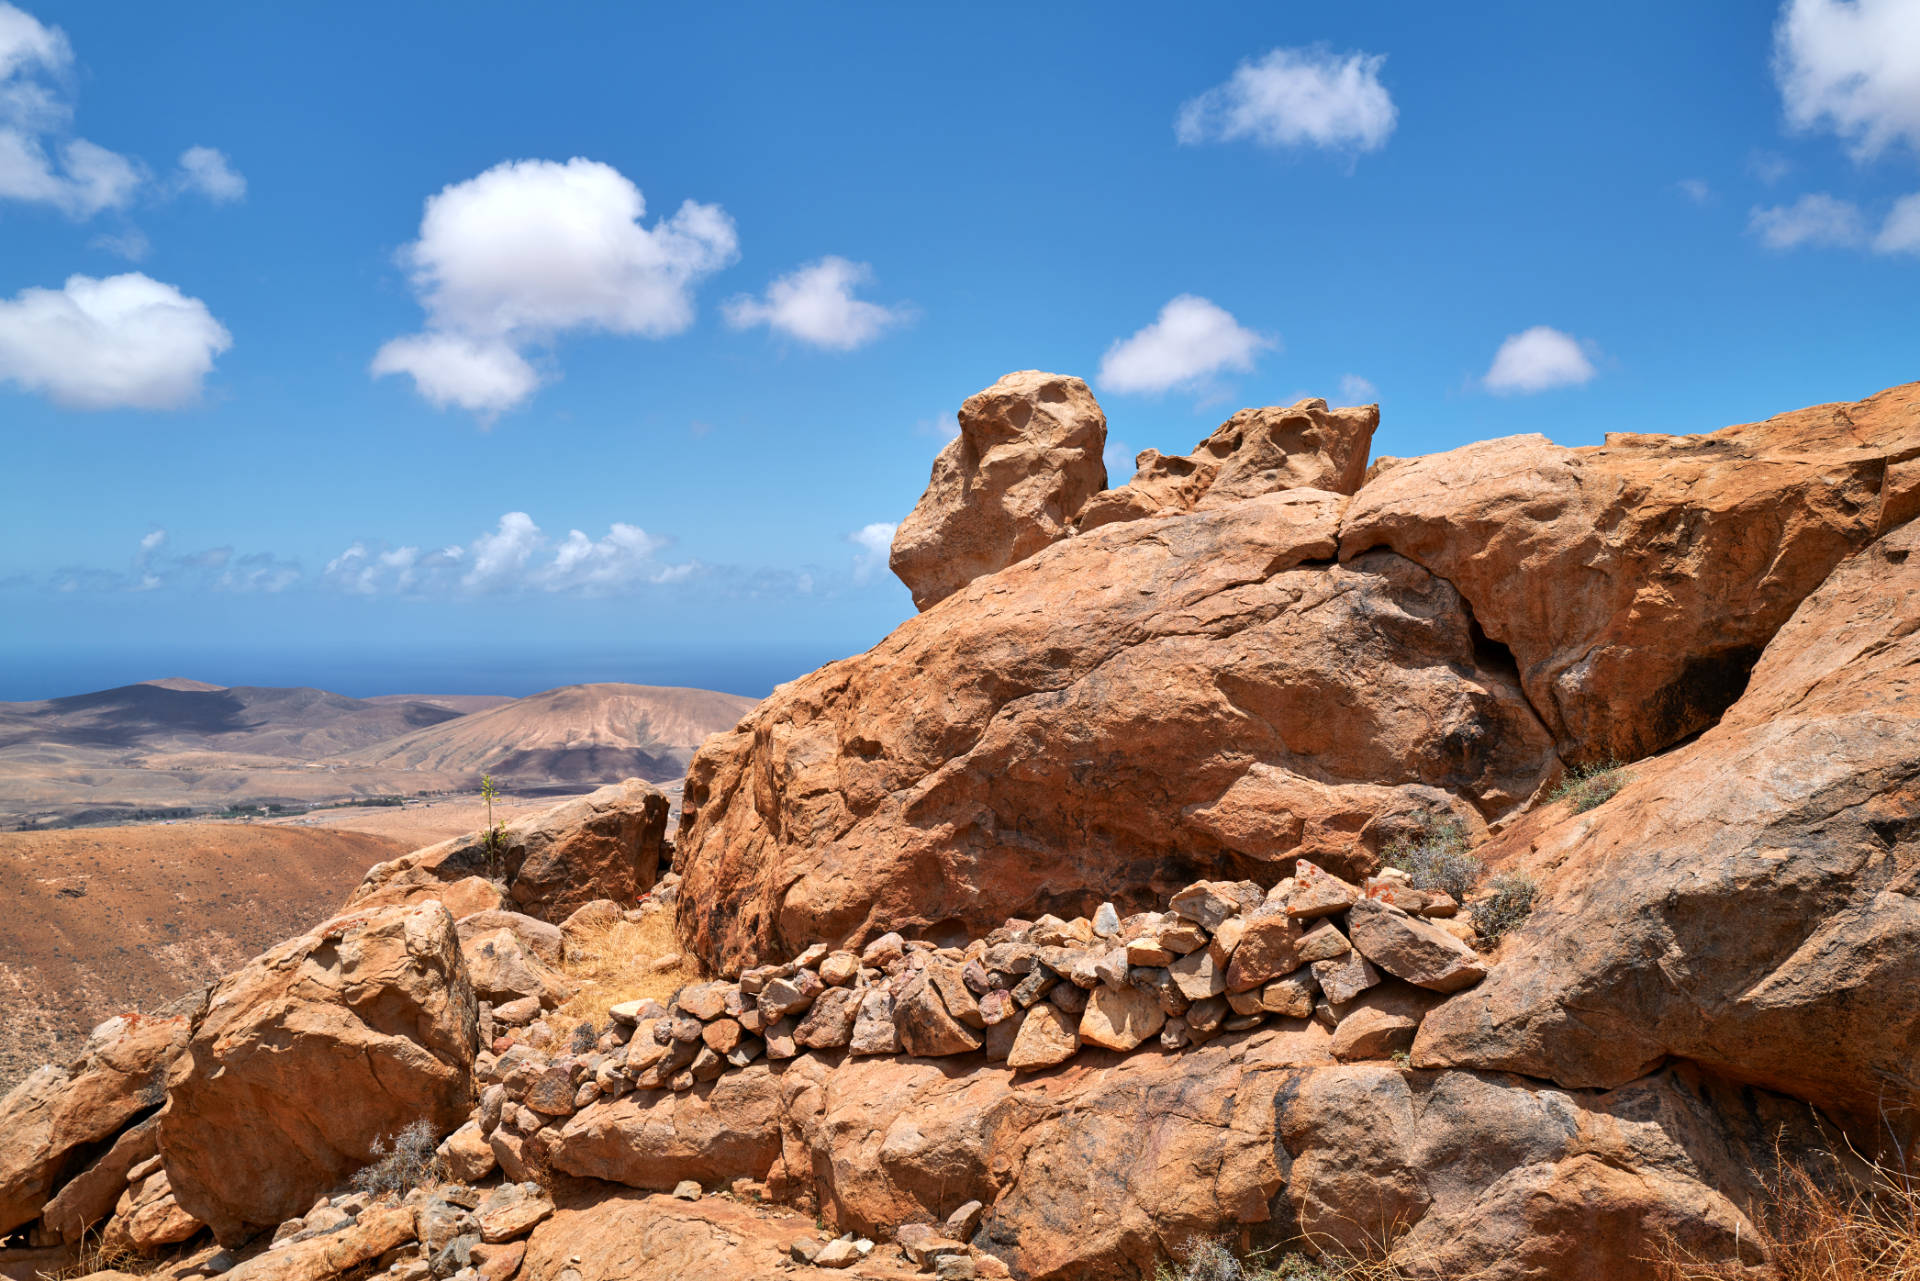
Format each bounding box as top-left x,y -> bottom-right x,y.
890,371 -> 1108,611
1413,516 -> 1920,1135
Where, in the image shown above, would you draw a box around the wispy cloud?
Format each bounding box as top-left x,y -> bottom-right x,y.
1177,46 -> 1396,158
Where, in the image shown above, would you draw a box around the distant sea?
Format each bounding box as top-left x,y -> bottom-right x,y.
0,643 -> 852,702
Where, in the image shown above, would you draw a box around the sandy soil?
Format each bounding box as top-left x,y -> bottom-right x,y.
0,822 -> 413,1088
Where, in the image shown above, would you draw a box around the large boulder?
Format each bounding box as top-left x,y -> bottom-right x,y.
1339,379 -> 1920,763
889,371 -> 1107,610
0,1014 -> 186,1236
678,487 -> 1555,972
1414,517 -> 1920,1139
349,779 -> 669,923
160,902 -> 478,1244
1077,398 -> 1378,532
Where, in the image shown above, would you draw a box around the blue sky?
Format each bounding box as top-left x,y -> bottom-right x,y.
1,1 -> 1916,699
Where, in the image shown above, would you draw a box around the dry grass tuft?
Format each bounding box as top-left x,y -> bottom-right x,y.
549,907 -> 704,1031
1653,1149 -> 1920,1281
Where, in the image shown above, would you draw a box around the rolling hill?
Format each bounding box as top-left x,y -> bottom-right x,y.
0,678 -> 759,827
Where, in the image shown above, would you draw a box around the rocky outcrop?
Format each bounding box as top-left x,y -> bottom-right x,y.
1077,398 -> 1377,532
890,371 -> 1107,611
1414,516 -> 1920,1138
349,779 -> 669,923
160,902 -> 479,1244
523,1027 -> 1809,1281
1340,380 -> 1920,763
0,1014 -> 185,1236
679,487 -> 1555,972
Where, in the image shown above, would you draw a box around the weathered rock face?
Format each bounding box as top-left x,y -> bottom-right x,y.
349,779 -> 669,923
1077,398 -> 1378,533
1415,517 -> 1920,1138
679,488 -> 1555,972
160,902 -> 479,1244
889,371 -> 1107,611
0,1015 -> 185,1235
1340,380 -> 1920,763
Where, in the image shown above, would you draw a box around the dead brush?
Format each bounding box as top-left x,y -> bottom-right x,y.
549,906 -> 703,1030
1650,1147 -> 1920,1281
41,1225 -> 149,1279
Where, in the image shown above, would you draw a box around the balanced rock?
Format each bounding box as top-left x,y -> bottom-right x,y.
889,370 -> 1107,610
161,902 -> 478,1245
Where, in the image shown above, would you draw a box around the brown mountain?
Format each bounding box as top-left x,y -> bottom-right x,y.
344,682 -> 758,786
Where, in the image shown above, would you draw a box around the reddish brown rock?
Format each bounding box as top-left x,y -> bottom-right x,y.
1327,983 -> 1440,1061
552,1068 -> 785,1191
350,779 -> 669,923
517,1190 -> 922,1281
41,1116 -> 159,1244
1077,986 -> 1164,1051
894,971 -> 983,1058
0,1014 -> 186,1236
1224,911 -> 1304,993
1077,398 -> 1377,532
1339,379 -> 1920,763
890,370 -> 1108,611
1415,518 -> 1920,1138
1345,896 -> 1486,993
160,902 -> 478,1245
678,485 -> 1555,973
1005,1004 -> 1079,1072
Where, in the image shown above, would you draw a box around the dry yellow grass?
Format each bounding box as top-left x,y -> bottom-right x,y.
1653,1151 -> 1920,1281
549,907 -> 704,1031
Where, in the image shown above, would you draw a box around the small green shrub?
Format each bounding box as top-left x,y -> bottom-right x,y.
1469,873 -> 1538,945
1550,761 -> 1628,814
350,1119 -> 441,1199
1384,817 -> 1482,901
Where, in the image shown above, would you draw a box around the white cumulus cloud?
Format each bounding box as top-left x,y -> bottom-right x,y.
848,521 -> 897,583
1749,192 -> 1868,248
373,157 -> 739,416
724,256 -> 910,350
1176,46 -> 1396,155
1098,295 -> 1272,395
0,272 -> 231,409
0,4 -> 142,217
173,146 -> 245,202
1483,326 -> 1598,395
1775,0 -> 1920,160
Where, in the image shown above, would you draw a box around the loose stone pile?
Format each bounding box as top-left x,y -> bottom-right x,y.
473,859 -> 1489,1135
